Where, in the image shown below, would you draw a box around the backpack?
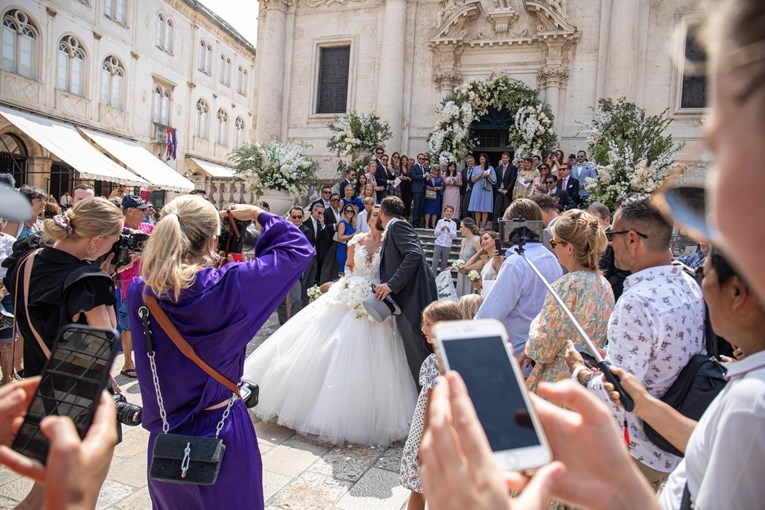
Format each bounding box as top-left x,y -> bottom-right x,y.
643,353 -> 727,457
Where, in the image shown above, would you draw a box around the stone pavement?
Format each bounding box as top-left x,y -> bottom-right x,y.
0,313 -> 411,510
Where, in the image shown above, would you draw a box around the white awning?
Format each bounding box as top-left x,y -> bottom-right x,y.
80,129 -> 194,193
0,106 -> 147,187
188,157 -> 236,178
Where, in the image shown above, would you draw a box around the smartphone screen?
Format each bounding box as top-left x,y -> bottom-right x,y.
440,335 -> 542,452
12,326 -> 119,464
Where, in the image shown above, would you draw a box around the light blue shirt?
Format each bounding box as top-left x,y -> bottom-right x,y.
475,243 -> 563,357
572,161 -> 597,197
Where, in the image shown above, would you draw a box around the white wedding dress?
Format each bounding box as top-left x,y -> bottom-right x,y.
243,235 -> 418,445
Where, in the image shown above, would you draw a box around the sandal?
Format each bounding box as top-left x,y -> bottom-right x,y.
120,368 -> 138,379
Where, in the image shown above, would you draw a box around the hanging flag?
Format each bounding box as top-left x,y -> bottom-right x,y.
165,127 -> 177,161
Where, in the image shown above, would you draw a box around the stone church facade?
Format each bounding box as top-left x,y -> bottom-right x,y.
255,0 -> 707,181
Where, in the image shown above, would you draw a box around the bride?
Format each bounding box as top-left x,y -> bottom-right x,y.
243,206 -> 418,445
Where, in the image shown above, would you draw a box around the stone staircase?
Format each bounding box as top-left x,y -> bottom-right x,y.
415,227 -> 463,278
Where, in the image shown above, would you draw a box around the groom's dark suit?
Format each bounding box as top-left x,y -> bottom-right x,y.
379,218 -> 438,385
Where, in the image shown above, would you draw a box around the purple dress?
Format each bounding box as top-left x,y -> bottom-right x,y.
127,212 -> 313,510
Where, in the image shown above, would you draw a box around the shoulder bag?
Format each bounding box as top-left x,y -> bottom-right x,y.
140,295 -> 240,485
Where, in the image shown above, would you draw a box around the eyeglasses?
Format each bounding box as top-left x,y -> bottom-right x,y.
375,151 -> 383,155
545,180 -> 555,185
549,238 -> 568,248
605,229 -> 649,241
417,157 -> 425,161
322,190 -> 331,195
330,198 -> 339,202
344,209 -> 354,214
290,215 -> 303,219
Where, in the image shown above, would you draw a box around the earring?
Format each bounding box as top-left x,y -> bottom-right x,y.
86,244 -> 97,255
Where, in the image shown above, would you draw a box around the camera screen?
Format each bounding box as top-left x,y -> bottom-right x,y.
442,336 -> 542,452
12,327 -> 118,464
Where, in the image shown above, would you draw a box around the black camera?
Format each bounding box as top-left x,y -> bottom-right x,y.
112,392 -> 143,426
218,218 -> 252,254
111,229 -> 150,267
497,219 -> 544,253
239,380 -> 259,408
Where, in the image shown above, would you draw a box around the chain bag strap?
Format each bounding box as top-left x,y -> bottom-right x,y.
139,296 -> 238,485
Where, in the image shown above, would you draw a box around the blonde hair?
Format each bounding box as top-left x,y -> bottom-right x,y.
551,209 -> 608,271
43,197 -> 123,242
459,294 -> 484,319
422,300 -> 463,325
141,195 -> 221,301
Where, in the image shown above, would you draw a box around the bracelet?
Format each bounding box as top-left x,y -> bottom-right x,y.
571,365 -> 591,385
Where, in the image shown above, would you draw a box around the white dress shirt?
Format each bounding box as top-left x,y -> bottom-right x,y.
659,350 -> 765,509
433,218 -> 457,248
586,265 -> 705,473
357,210 -> 371,233
475,243 -> 563,356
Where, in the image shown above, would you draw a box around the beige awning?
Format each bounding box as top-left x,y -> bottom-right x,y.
188,157 -> 236,178
80,129 -> 194,193
0,106 -> 147,186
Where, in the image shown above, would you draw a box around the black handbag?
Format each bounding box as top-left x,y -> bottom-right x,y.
150,433 -> 226,485
140,295 -> 243,485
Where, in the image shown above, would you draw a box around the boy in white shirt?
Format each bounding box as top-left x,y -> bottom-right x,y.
357,197 -> 375,233
431,205 -> 457,274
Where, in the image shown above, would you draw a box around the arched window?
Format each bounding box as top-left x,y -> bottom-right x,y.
156,13 -> 173,53
57,35 -> 86,95
105,0 -> 127,24
216,109 -> 228,146
152,85 -> 171,125
195,99 -> 209,139
198,40 -> 212,74
237,66 -> 248,94
219,54 -> 231,85
235,117 -> 245,148
0,133 -> 29,187
100,55 -> 124,109
1,9 -> 38,79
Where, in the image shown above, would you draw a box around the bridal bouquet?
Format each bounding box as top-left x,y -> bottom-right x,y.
307,285 -> 322,302
451,259 -> 466,272
466,270 -> 481,282
230,139 -> 318,198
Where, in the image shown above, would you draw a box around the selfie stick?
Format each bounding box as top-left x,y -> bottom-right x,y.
513,242 -> 635,412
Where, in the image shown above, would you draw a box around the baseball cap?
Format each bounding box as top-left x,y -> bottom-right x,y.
121,194 -> 150,210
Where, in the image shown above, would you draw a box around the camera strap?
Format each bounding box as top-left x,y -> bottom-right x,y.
13,248 -> 50,359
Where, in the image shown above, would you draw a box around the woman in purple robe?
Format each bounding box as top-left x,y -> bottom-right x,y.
127,196 -> 313,510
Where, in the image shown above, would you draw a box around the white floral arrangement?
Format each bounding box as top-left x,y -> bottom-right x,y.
427,73 -> 557,162
579,98 -> 685,210
466,270 -> 481,282
508,103 -> 556,158
230,139 -> 318,198
451,259 -> 466,272
307,285 -> 322,302
326,111 -> 392,175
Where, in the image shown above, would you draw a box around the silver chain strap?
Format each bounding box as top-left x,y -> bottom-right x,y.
140,306 -> 236,436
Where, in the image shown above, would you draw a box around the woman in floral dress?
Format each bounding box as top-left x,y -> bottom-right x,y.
513,157 -> 541,200
522,210 -> 615,393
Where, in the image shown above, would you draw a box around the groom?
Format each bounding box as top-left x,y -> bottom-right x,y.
376,196 -> 438,386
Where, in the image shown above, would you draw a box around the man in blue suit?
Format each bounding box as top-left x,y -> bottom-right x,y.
410,153 -> 426,227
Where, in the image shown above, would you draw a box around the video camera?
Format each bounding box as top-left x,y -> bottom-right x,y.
497,219 -> 544,253
110,229 -> 150,267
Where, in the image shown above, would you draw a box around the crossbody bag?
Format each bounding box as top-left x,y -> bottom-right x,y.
140,295 -> 241,485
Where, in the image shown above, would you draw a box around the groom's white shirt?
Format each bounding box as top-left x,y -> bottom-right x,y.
384,217 -> 403,233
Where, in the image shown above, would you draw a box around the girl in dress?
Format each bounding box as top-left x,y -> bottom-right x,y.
442,161 -> 462,218
455,218 -> 481,297
243,207 -> 418,446
467,153 -> 496,229
400,300 -> 464,510
462,230 -> 502,295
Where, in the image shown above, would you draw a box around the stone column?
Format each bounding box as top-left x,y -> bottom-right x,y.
603,0 -> 640,100
376,0 -> 407,150
255,0 -> 289,142
538,67 -> 569,134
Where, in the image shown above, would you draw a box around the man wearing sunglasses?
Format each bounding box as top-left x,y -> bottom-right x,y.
570,193 -> 705,489
544,175 -> 576,210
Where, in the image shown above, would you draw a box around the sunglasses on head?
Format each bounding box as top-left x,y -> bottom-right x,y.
549,238 -> 568,248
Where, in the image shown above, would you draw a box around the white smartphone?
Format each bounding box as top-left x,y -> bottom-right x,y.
433,319 -> 552,471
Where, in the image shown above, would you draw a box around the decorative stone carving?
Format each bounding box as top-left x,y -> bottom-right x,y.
2,73 -> 41,107
487,8 -> 518,35
130,51 -> 139,60
46,7 -> 57,17
300,0 -> 363,7
537,67 -> 569,88
93,31 -> 102,40
432,0 -> 482,42
261,0 -> 291,11
55,90 -> 89,121
433,69 -> 463,89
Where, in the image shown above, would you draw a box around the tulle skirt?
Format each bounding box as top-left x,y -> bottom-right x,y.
243,296 -> 418,445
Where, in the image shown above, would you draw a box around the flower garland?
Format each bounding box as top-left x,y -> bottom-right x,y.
578,98 -> 685,210
327,111 -> 392,175
231,140 -> 318,198
428,74 -> 558,162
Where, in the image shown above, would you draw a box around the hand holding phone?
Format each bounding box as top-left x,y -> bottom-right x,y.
433,319 -> 552,471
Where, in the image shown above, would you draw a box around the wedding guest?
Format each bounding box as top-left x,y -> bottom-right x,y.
16,186 -> 46,240
588,202 -> 630,300
572,150 -> 597,202
410,154 -> 427,227
356,197 -> 375,234
513,158 -> 539,200
459,294 -> 483,319
431,205 -> 457,275
373,147 -> 389,200
319,193 -> 343,283
467,153 -> 496,230
442,161 -> 462,218
336,205 -> 357,276
71,184 -> 95,206
388,152 -> 402,198
362,183 -> 376,202
493,152 -> 516,227
366,160 -> 383,202
399,155 -> 413,218
341,184 -> 363,213
521,210 -> 614,393
455,218 -> 481,297
534,163 -> 552,194
400,300 -> 464,510
424,165 -> 444,228
278,206 -> 307,325
467,231 -> 502,296
128,197 -> 312,510
355,173 -> 369,199
337,168 -> 356,197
